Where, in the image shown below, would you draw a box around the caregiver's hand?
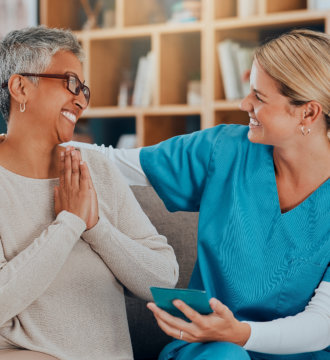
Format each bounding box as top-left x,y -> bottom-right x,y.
147,298 -> 251,346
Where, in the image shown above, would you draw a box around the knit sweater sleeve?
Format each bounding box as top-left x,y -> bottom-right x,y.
81,150 -> 179,301
0,211 -> 86,326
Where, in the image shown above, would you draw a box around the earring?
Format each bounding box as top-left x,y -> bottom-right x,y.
19,102 -> 26,113
301,125 -> 311,136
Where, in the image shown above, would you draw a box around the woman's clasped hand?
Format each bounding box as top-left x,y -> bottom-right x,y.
54,146 -> 98,229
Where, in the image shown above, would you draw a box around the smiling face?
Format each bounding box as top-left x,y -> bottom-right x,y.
240,60 -> 303,147
26,50 -> 88,144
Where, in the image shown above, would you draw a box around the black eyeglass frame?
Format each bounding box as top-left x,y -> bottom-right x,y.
1,72 -> 90,105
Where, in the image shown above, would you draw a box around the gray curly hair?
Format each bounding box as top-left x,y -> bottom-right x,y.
0,26 -> 84,122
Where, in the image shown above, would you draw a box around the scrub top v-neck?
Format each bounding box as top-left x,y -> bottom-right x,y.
140,124 -> 330,360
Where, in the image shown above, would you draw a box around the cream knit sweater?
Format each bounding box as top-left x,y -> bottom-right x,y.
0,147 -> 179,360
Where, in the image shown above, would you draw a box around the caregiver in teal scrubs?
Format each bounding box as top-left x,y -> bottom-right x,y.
144,29 -> 330,360
69,29 -> 330,359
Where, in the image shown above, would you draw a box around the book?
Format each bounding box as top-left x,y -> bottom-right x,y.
132,56 -> 148,106
132,51 -> 155,107
217,39 -> 256,100
236,45 -> 255,97
217,40 -> 242,100
141,51 -> 155,107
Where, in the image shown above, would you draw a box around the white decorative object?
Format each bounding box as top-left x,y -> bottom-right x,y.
102,9 -> 115,27
237,0 -> 259,18
0,0 -> 38,39
187,80 -> 202,105
116,134 -> 137,149
308,0 -> 330,9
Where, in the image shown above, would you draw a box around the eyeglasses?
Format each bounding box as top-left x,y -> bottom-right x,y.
1,72 -> 90,105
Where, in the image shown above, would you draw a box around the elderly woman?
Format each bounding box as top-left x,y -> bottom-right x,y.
0,26 -> 178,360
73,29 -> 330,359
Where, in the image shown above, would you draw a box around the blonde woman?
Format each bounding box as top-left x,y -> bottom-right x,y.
0,26 -> 178,360
70,29 -> 330,359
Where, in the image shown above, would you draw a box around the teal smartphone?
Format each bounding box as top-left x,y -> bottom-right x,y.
150,287 -> 212,320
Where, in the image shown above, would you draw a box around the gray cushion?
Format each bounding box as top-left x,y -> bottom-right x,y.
126,186 -> 198,360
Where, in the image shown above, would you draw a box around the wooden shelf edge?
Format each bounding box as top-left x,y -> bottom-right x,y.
73,22 -> 204,40
81,105 -> 202,118
213,9 -> 329,30
213,100 -> 242,111
144,105 -> 202,115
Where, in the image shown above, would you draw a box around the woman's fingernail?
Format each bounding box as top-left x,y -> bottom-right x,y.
71,150 -> 75,156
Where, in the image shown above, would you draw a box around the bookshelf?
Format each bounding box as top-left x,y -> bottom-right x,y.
39,0 -> 330,146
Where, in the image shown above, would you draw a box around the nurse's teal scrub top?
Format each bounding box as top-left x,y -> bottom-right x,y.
140,125 -> 330,360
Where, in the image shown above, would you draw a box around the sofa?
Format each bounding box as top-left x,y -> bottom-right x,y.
126,186 -> 199,360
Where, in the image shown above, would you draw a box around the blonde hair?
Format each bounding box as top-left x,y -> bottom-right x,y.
255,29 -> 330,133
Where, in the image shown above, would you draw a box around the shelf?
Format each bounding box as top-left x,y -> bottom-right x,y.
122,0 -> 169,27
89,36 -> 151,107
144,105 -> 202,115
160,31 -> 201,105
75,22 -> 204,42
82,105 -> 202,119
139,114 -> 201,147
40,0 -> 330,146
213,0 -> 308,20
214,9 -> 329,30
82,107 -> 138,118
213,100 -> 242,111
214,110 -> 249,126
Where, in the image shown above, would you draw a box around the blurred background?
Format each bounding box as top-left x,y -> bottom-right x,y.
0,0 -> 328,147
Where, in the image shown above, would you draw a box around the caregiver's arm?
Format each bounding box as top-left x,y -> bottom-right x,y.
68,142 -> 149,186
244,281 -> 330,354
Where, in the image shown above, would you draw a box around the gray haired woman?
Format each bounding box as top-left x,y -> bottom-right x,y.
0,26 -> 178,360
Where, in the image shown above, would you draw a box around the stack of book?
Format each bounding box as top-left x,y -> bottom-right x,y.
168,0 -> 201,23
132,51 -> 155,107
217,40 -> 257,100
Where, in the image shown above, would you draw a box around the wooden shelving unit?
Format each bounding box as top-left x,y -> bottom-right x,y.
39,0 -> 330,146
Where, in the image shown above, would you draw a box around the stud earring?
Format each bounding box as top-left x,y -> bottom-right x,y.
301,125 -> 311,136
19,102 -> 26,113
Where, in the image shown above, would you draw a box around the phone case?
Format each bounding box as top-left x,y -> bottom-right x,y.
150,287 -> 212,320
